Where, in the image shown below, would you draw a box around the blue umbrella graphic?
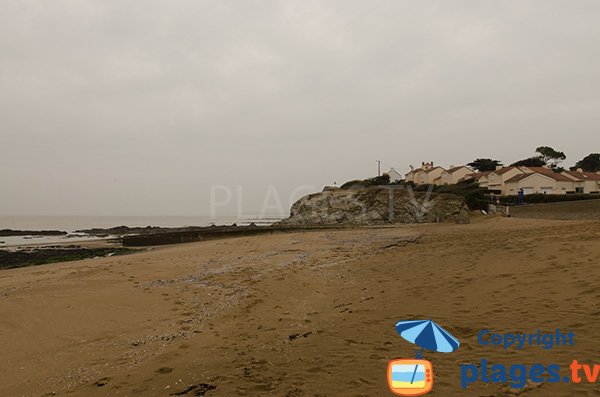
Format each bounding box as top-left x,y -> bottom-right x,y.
395,319 -> 460,358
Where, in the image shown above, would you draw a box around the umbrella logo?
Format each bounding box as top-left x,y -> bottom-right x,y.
387,320 -> 460,396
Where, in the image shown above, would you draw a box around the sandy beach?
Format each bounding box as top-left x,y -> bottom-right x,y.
1,217 -> 599,396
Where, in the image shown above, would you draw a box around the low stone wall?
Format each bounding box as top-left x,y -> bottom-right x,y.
508,199 -> 600,220
122,227 -> 277,246
121,225 -> 350,247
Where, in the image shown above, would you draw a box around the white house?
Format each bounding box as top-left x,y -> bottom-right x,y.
561,170 -> 600,194
433,166 -> 474,185
405,162 -> 445,185
387,168 -> 403,183
435,163 -> 600,195
461,171 -> 491,187
485,166 -> 525,192
503,171 -> 575,195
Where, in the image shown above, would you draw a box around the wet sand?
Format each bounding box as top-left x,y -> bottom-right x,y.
0,217 -> 599,396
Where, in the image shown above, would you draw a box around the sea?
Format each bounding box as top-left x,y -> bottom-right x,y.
0,214 -> 285,247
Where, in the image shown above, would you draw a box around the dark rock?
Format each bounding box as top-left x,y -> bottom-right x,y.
0,229 -> 67,237
289,331 -> 312,341
170,383 -> 216,396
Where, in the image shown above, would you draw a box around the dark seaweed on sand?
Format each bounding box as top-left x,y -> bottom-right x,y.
0,247 -> 137,269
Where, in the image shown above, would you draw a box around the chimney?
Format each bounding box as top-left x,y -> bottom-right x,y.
422,162 -> 425,166
449,164 -> 455,169
496,165 -> 502,171
577,168 -> 583,172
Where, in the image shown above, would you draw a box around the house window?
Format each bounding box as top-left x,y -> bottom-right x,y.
522,187 -> 534,195
575,187 -> 584,193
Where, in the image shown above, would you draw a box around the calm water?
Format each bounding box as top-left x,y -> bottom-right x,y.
0,215 -> 284,231
0,215 -> 285,247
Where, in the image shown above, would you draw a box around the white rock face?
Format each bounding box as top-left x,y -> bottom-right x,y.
277,187 -> 469,226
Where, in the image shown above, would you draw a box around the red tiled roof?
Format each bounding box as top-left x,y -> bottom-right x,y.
493,166 -> 521,175
563,170 -> 600,181
522,166 -> 556,174
505,171 -> 573,183
525,168 -> 575,181
461,171 -> 490,180
546,173 -> 574,182
406,166 -> 444,176
504,174 -> 533,183
447,166 -> 472,173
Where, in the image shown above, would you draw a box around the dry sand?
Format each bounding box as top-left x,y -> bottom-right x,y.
0,217 -> 599,396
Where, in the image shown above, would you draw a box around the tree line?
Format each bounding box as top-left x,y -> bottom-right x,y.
467,148 -> 600,173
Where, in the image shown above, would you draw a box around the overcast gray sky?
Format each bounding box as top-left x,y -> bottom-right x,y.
1,1 -> 599,216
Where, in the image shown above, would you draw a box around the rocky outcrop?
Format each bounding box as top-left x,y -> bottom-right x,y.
277,187 -> 469,226
0,229 -> 67,237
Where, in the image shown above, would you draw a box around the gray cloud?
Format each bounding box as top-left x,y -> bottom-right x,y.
1,0 -> 599,216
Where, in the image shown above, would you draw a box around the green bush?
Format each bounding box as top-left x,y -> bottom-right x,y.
413,184 -> 433,192
340,174 -> 390,189
340,177 -> 489,210
432,182 -> 488,210
497,193 -> 600,205
404,182 -> 487,210
464,190 -> 488,211
340,179 -> 365,189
